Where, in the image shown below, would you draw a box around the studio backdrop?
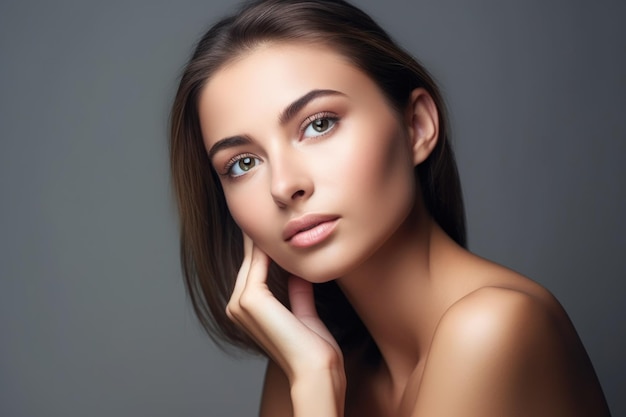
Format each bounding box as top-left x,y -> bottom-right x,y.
1,0 -> 624,416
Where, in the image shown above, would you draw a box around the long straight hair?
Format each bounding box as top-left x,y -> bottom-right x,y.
170,0 -> 466,359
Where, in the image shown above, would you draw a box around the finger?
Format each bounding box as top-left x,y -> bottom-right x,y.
244,243 -> 271,287
239,232 -> 254,278
231,233 -> 254,297
242,232 -> 253,260
288,276 -> 341,353
288,275 -> 318,319
227,233 -> 255,320
229,236 -> 271,323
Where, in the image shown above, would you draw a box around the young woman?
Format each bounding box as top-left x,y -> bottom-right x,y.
169,0 -> 611,415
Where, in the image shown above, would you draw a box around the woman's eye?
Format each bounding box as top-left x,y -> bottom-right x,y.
228,156 -> 261,177
303,116 -> 337,138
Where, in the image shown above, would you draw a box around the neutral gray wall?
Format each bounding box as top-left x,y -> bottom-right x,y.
1,1 -> 623,416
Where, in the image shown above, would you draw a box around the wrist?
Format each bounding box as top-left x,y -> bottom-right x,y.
290,368 -> 346,417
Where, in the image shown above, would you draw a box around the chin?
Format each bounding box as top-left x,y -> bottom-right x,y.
276,260 -> 343,283
275,244 -> 375,284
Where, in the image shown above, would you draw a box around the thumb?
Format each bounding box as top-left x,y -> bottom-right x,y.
288,275 -> 342,356
288,275 -> 318,319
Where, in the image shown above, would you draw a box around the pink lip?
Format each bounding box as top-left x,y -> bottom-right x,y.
283,214 -> 339,248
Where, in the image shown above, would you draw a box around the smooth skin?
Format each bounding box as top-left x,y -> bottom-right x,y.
199,42 -> 611,417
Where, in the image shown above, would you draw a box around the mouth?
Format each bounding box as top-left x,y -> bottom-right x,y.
283,214 -> 340,248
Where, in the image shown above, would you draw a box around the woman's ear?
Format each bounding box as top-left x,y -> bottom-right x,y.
405,88 -> 439,166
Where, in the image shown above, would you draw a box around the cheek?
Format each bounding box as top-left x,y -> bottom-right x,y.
223,187 -> 265,236
223,184 -> 280,252
339,120 -> 415,206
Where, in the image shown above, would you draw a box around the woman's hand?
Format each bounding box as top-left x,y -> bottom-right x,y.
226,234 -> 346,416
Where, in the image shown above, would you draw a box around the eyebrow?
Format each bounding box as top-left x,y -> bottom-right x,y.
207,89 -> 345,161
207,135 -> 252,161
278,89 -> 345,125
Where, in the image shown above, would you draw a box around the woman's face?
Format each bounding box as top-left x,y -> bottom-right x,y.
199,42 -> 419,282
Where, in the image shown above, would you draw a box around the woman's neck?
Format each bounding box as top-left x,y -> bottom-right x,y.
337,208 -> 468,393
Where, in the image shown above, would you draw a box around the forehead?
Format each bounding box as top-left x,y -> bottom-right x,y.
198,42 -> 383,142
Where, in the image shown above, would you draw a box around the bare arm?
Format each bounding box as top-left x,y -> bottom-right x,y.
259,360 -> 292,417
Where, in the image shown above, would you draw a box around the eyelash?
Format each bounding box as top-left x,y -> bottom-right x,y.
300,111 -> 339,138
222,152 -> 258,177
220,111 -> 340,179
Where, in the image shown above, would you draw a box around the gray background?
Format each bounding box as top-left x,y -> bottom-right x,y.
1,0 -> 624,416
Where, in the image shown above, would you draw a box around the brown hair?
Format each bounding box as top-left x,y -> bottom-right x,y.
169,0 -> 466,359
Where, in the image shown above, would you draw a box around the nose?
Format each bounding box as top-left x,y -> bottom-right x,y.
269,152 -> 314,208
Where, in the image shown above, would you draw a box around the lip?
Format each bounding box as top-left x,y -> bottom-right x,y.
283,214 -> 340,248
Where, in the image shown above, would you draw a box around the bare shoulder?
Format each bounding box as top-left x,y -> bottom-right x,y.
259,359 -> 293,417
413,285 -> 611,417
437,285 -> 566,349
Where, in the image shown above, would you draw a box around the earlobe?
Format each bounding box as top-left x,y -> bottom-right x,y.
406,88 -> 439,166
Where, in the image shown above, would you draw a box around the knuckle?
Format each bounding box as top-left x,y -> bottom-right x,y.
238,292 -> 257,312
225,301 -> 242,320
225,306 -> 234,321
